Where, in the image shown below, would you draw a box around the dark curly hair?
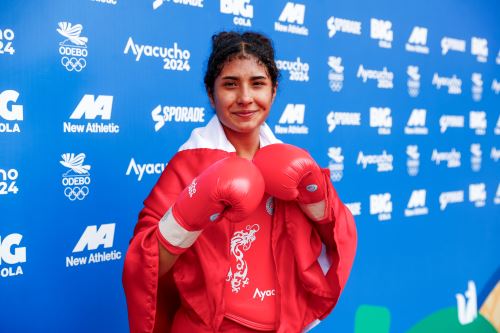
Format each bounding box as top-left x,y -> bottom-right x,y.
204,31 -> 279,96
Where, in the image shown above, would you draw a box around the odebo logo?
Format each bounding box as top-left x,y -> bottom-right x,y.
64,94 -> 119,134
0,28 -> 15,55
357,65 -> 394,89
406,145 -> 420,176
407,65 -> 420,97
276,57 -> 309,82
357,150 -> 393,172
60,153 -> 91,201
274,2 -> 309,36
327,147 -> 344,182
431,148 -> 461,168
275,104 -> 308,135
471,73 -> 483,102
57,22 -> 88,72
432,73 -> 462,95
126,158 -> 166,182
470,144 -> 482,172
370,18 -> 393,48
66,223 -> 122,268
0,233 -> 26,278
220,0 -> 253,27
469,111 -> 486,135
0,167 -> 19,196
152,0 -> 203,10
369,107 -> 392,135
469,183 -> 486,208
124,37 -> 191,71
152,105 -> 205,132
370,193 -> 392,221
0,89 -> 23,133
328,56 -> 344,92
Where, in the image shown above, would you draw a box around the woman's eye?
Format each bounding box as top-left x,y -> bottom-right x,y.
253,81 -> 265,86
223,81 -> 237,87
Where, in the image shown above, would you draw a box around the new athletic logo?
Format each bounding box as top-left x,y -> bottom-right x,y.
327,147 -> 344,182
152,0 -> 203,10
471,37 -> 488,63
471,73 -> 483,102
274,2 -> 309,36
0,28 -> 15,55
469,111 -> 486,135
432,73 -> 462,94
405,26 -> 429,54
441,37 -> 466,55
406,145 -> 420,176
124,37 -> 191,71
404,189 -> 428,217
151,105 -> 205,132
326,16 -> 361,38
470,144 -> 482,172
357,65 -> 394,89
126,158 -> 166,182
220,0 -> 253,27
0,167 -> 19,196
405,109 -> 428,135
370,18 -> 393,48
0,233 -> 26,278
439,190 -> 464,210
369,107 -> 392,135
370,193 -> 392,221
276,57 -> 309,82
57,22 -> 88,72
469,183 -> 486,208
431,148 -> 461,168
275,104 -> 308,135
328,56 -> 344,92
407,65 -> 421,97
0,89 -> 23,133
66,223 -> 122,267
64,94 -> 119,134
60,153 -> 91,201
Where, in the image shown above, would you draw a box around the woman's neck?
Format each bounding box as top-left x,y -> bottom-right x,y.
223,127 -> 260,160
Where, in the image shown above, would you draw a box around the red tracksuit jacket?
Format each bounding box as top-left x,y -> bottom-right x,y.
123,116 -> 357,333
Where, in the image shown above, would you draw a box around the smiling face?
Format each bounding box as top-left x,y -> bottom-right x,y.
209,55 -> 277,142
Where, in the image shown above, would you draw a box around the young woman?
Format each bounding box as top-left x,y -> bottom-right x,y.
123,31 -> 357,333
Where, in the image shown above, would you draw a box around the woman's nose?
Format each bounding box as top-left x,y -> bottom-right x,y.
237,85 -> 253,105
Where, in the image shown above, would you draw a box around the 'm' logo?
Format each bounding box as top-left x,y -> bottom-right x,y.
408,26 -> 427,45
279,104 -> 305,124
70,95 -> 113,120
73,224 -> 115,252
278,2 -> 305,24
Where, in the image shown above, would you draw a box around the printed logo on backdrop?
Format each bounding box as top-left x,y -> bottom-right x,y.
124,37 -> 191,71
357,150 -> 393,172
432,73 -> 462,94
0,28 -> 16,55
441,37 -> 466,55
440,115 -> 464,133
406,145 -> 420,176
328,56 -> 344,92
275,104 -> 308,134
326,111 -> 361,133
469,183 -> 486,208
327,147 -> 344,182
220,0 -> 253,27
490,147 -> 500,163
471,73 -> 483,102
152,105 -> 205,132
274,2 -> 309,36
91,0 -> 118,5
471,37 -> 488,63
496,114 -> 500,135
469,111 -> 486,135
456,281 -> 478,325
495,184 -> 500,205
357,65 -> 394,89
370,18 -> 393,48
405,26 -> 429,54
0,90 -> 23,133
497,49 -> 500,64
439,190 -> 464,210
492,79 -> 500,95
404,189 -> 429,217
0,233 -> 26,278
126,158 -> 166,181
369,107 -> 392,135
431,148 -> 461,168
276,57 -> 309,82
0,167 -> 19,196
60,153 -> 91,201
64,95 -> 119,134
370,193 -> 392,221
407,65 -> 421,97
327,16 -> 361,38
405,109 -> 428,135
66,223 -> 122,267
152,0 -> 203,10
345,202 -> 361,216
470,144 -> 482,172
57,22 -> 88,72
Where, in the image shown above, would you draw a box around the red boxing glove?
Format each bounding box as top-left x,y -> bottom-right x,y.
253,144 -> 328,223
157,156 -> 265,254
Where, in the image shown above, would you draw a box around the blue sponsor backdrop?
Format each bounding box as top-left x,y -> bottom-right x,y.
0,0 -> 499,332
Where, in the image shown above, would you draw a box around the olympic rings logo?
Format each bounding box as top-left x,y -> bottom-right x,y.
61,57 -> 87,72
64,186 -> 89,201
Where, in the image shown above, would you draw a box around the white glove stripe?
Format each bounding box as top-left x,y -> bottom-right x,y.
159,208 -> 201,249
